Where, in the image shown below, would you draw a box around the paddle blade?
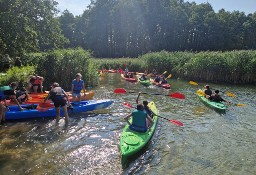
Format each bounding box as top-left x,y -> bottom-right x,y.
123,102 -> 134,108
166,74 -> 172,79
235,103 -> 246,107
226,92 -> 236,97
189,81 -> 198,85
169,92 -> 185,99
162,71 -> 167,74
114,88 -> 127,93
170,120 -> 184,126
197,89 -> 205,96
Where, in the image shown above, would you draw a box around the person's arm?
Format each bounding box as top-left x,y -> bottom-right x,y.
82,82 -> 86,96
136,93 -> 141,104
12,96 -> 23,110
147,115 -> 154,127
124,113 -> 132,125
63,90 -> 71,106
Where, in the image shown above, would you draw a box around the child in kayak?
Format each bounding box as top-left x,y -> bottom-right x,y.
139,74 -> 147,81
44,82 -> 70,124
211,90 -> 231,103
125,104 -> 153,132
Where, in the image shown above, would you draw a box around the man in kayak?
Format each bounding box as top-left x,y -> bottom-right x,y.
71,73 -> 86,102
125,104 -> 153,132
211,90 -> 231,103
203,85 -> 213,99
44,82 -> 70,124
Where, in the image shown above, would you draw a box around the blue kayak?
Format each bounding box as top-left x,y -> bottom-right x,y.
6,100 -> 113,120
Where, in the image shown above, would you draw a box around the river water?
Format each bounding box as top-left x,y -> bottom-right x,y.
0,73 -> 255,175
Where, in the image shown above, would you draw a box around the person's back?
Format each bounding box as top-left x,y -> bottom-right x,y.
129,104 -> 148,132
211,90 -> 225,102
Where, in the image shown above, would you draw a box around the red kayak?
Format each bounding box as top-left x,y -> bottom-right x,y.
121,74 -> 137,82
150,79 -> 171,89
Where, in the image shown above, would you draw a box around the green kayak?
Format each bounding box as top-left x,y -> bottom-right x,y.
197,89 -> 227,111
120,101 -> 158,166
138,78 -> 151,87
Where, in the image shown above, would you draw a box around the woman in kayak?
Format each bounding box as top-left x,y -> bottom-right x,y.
71,73 -> 86,102
44,82 -> 70,124
125,104 -> 153,132
211,90 -> 231,103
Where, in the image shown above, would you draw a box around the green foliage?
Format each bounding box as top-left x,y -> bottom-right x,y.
0,66 -> 35,85
93,58 -> 145,72
25,48 -> 96,89
0,0 -> 67,56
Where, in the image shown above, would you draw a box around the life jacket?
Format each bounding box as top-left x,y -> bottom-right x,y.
129,110 -> 147,132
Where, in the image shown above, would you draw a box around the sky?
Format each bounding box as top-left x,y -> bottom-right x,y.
55,0 -> 256,16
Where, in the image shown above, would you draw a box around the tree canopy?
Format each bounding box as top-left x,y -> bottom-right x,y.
1,0 -> 256,58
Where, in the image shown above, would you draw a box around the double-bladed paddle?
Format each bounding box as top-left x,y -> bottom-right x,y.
189,81 -> 236,97
197,89 -> 246,107
123,102 -> 183,126
114,88 -> 185,99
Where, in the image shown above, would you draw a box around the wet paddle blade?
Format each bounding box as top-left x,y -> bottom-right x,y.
169,92 -> 185,99
189,81 -> 198,86
123,102 -> 134,108
170,120 -> 184,126
197,89 -> 205,96
226,92 -> 236,97
235,103 -> 246,107
114,88 -> 127,93
162,71 -> 167,74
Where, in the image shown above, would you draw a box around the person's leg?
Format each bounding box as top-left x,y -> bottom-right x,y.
0,103 -> 6,123
77,94 -> 81,102
62,105 -> 69,123
55,107 -> 60,123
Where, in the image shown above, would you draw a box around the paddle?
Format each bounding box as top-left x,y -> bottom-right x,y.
114,88 -> 185,99
166,74 -> 172,79
197,89 -> 246,107
189,81 -> 236,97
123,102 -> 183,126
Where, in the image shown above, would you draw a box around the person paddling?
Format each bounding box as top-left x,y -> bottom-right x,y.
124,104 -> 153,132
203,85 -> 213,99
211,90 -> 231,103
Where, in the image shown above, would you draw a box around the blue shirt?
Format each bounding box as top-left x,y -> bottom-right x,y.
72,79 -> 84,93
